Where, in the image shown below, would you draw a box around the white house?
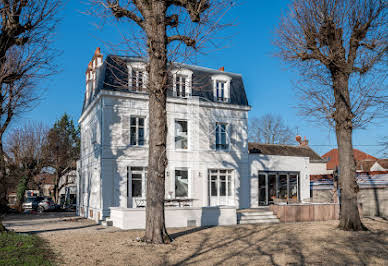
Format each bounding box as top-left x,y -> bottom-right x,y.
77,49 -> 324,229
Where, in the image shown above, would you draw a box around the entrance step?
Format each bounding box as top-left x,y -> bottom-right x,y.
237,209 -> 279,224
101,217 -> 113,227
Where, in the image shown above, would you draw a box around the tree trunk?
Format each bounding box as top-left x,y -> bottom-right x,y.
333,72 -> 366,231
0,140 -> 8,232
143,1 -> 171,244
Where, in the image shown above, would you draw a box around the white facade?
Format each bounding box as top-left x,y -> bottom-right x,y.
77,54 -> 315,227
78,90 -> 251,221
249,154 -> 311,207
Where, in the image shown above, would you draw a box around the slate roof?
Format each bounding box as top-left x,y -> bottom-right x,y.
248,142 -> 324,162
82,55 -> 249,113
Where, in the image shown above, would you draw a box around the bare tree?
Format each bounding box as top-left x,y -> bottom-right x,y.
0,1 -> 61,232
275,0 -> 387,230
5,122 -> 49,211
0,1 -> 61,226
248,114 -> 296,144
90,0 -> 230,243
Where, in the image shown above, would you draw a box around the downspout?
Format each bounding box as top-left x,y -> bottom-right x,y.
100,97 -> 104,218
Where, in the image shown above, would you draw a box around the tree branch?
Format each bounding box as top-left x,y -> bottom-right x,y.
106,0 -> 144,29
168,0 -> 210,22
353,45 -> 388,74
167,35 -> 196,47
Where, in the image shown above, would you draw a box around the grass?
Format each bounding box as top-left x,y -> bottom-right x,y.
0,232 -> 56,266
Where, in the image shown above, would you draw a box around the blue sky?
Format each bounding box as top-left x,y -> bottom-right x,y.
13,0 -> 387,157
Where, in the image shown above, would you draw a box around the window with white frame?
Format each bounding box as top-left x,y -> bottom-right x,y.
208,169 -> 233,197
172,69 -> 193,97
130,167 -> 147,198
215,122 -> 228,150
175,169 -> 189,198
175,74 -> 187,97
131,69 -> 144,91
212,74 -> 231,102
216,80 -> 226,101
175,120 -> 188,149
130,117 -> 145,146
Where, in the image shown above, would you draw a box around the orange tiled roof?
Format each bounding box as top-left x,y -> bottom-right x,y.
321,148 -> 377,170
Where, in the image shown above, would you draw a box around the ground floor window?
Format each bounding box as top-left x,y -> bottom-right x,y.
129,167 -> 147,198
258,171 -> 299,205
208,169 -> 234,206
175,169 -> 189,198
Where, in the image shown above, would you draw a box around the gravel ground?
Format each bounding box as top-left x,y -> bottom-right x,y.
4,213 -> 388,265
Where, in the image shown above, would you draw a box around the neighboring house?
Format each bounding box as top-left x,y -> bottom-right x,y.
34,173 -> 55,197
58,168 -> 77,206
322,148 -> 377,170
78,49 -> 324,228
311,172 -> 388,217
370,159 -> 388,172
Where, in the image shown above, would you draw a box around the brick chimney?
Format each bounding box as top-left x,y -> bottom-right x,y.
296,135 -> 309,146
218,66 -> 224,71
85,48 -> 104,99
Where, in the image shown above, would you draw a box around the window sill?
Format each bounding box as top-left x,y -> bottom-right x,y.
175,149 -> 190,152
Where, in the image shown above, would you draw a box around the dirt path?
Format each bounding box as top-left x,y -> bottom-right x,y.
4,214 -> 388,265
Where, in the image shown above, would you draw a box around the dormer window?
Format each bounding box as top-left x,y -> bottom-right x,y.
216,80 -> 226,101
176,74 -> 187,97
127,63 -> 147,92
172,68 -> 193,98
212,74 -> 232,103
131,69 -> 144,91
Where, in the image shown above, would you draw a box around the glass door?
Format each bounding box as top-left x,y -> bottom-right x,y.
258,171 -> 300,205
208,169 -> 234,206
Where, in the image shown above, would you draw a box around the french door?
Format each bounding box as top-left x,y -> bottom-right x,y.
258,171 -> 299,206
208,169 -> 234,206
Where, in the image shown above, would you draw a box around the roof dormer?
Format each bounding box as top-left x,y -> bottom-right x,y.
171,68 -> 193,98
127,62 -> 148,92
211,74 -> 232,103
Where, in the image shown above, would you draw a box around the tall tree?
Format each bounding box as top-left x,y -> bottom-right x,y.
91,0 -> 230,243
248,114 -> 295,144
46,114 -> 80,204
5,122 -> 49,211
0,0 -> 61,231
275,0 -> 387,230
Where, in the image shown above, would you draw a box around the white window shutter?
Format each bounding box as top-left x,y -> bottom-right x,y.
209,122 -> 215,150
121,115 -> 130,145
228,123 -> 233,149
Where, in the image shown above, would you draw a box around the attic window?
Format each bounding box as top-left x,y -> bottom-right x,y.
127,63 -> 147,92
216,80 -> 226,101
211,74 -> 231,103
176,74 -> 187,97
131,69 -> 144,91
172,69 -> 193,98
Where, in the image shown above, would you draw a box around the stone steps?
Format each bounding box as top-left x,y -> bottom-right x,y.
237,209 -> 280,224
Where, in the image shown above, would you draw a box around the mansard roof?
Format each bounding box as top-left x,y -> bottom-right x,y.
248,142 -> 324,162
82,55 -> 249,113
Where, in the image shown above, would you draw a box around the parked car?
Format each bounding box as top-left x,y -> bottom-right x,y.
36,197 -> 57,213
22,197 -> 39,210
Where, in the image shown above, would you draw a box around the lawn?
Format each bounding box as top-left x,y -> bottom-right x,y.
0,232 -> 56,266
